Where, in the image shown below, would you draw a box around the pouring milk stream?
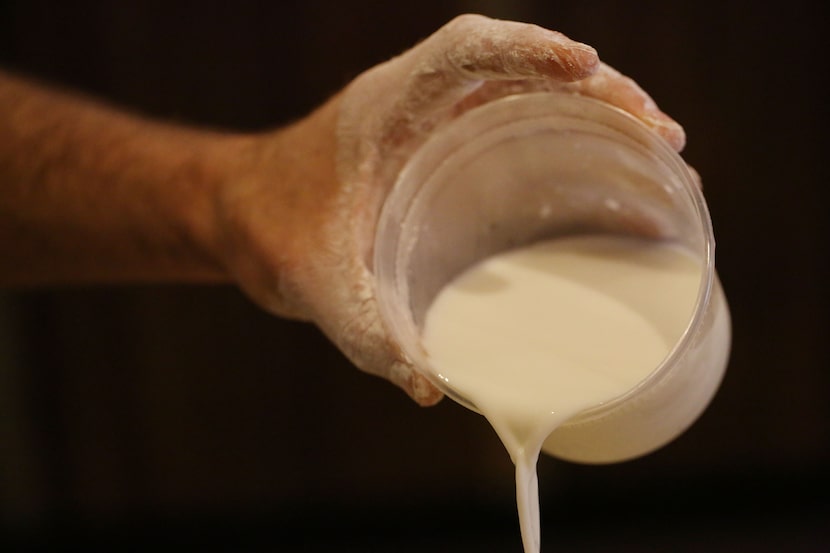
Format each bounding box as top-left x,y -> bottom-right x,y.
421,235 -> 701,553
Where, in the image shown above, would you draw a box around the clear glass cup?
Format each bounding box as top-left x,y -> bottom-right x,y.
373,92 -> 731,464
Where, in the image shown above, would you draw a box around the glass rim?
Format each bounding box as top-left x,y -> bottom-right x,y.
373,91 -> 716,422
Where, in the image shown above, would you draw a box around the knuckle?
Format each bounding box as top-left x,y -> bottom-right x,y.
446,13 -> 488,32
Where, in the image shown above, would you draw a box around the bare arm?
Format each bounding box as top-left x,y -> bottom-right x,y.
0,69 -> 331,287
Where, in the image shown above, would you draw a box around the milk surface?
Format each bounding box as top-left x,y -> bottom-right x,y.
421,234 -> 702,553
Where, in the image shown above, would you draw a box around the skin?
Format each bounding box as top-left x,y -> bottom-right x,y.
0,15 -> 687,406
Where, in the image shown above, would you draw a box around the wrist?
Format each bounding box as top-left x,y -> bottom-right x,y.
179,131 -> 255,284
206,97 -> 343,317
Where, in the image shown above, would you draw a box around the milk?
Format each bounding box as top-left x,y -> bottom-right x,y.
421,234 -> 702,553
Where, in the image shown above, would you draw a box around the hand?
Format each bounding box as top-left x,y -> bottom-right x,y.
214,14 -> 686,405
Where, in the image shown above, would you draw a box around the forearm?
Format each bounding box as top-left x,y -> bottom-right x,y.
0,69 -> 243,285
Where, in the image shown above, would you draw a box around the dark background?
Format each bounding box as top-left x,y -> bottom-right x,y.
1,1 -> 828,551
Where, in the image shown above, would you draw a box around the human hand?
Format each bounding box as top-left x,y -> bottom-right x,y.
214,15 -> 687,406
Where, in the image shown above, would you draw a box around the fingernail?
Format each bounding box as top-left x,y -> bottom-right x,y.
570,41 -> 599,60
552,41 -> 600,80
389,360 -> 444,406
411,372 -> 444,406
645,115 -> 686,151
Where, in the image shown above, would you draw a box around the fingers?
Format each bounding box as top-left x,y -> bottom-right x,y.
433,14 -> 600,83
564,63 -> 687,151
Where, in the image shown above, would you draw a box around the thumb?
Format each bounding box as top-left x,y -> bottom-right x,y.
330,305 -> 444,406
389,359 -> 445,407
305,245 -> 444,406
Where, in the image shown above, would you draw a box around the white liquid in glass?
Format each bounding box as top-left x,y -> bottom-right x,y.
421,235 -> 702,553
